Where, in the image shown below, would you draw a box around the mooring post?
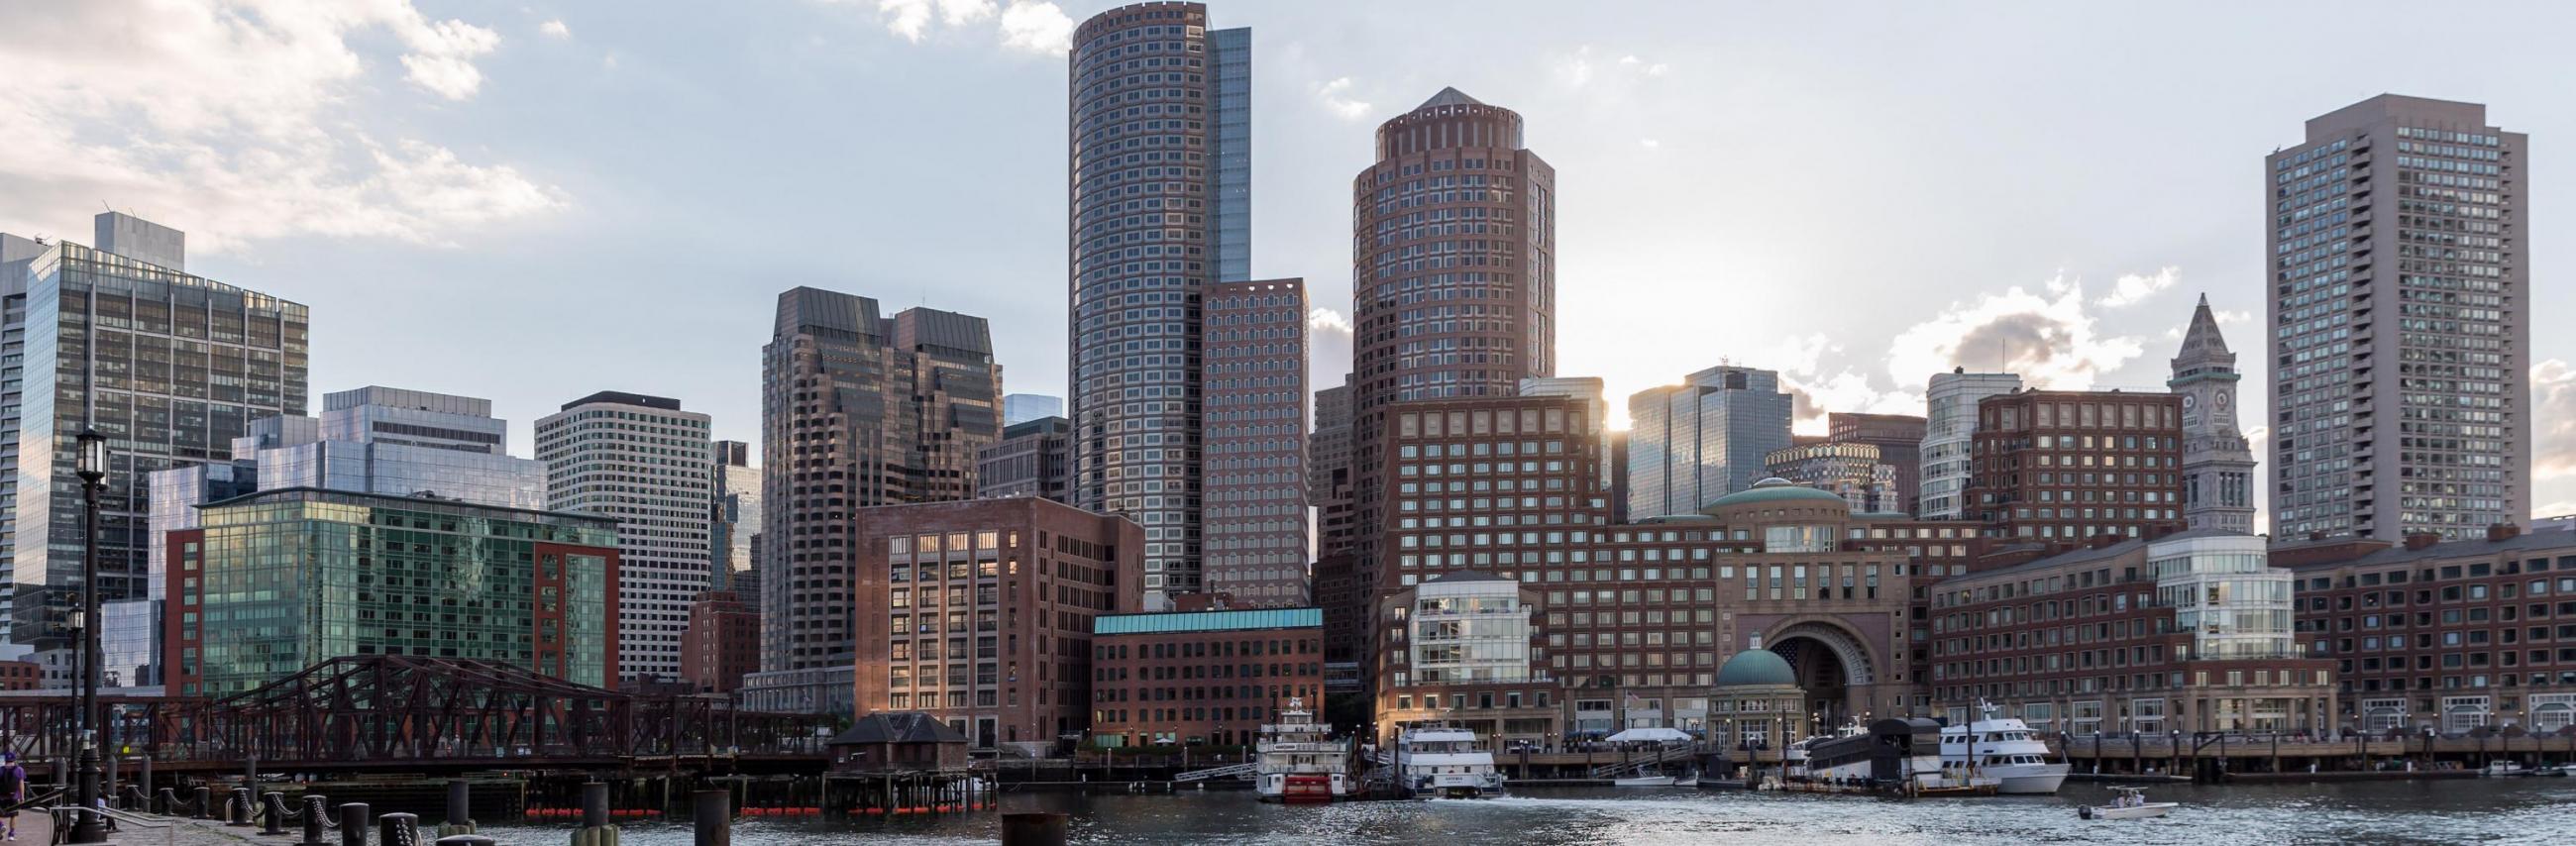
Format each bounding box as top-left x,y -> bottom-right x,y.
263,792 -> 290,836
339,802 -> 373,846
691,790 -> 728,846
571,782 -> 616,846
300,795 -> 332,846
1001,812 -> 1067,846
154,787 -> 176,816
378,812 -> 420,846
192,786 -> 214,819
438,780 -> 475,836
229,787 -> 256,826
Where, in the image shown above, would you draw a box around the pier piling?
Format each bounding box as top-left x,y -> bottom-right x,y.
1001,812 -> 1067,846
340,802 -> 373,846
440,780 -> 476,836
692,790 -> 729,846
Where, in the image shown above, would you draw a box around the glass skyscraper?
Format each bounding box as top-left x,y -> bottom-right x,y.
0,215 -> 309,686
1624,366 -> 1792,518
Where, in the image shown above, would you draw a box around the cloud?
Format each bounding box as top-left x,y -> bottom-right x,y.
1639,139 -> 1661,150
1616,54 -> 1670,76
2096,265 -> 2180,308
0,0 -> 562,252
1307,307 -> 1353,335
1745,333 -> 1922,436
1315,78 -> 1371,121
2535,360 -> 2576,479
539,20 -> 571,39
1887,274 -> 2147,392
997,1 -> 1072,55
861,0 -> 1067,54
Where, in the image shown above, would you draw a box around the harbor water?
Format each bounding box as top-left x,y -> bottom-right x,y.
474,779 -> 2576,845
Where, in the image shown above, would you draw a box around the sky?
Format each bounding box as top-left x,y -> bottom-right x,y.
3,0 -> 2573,524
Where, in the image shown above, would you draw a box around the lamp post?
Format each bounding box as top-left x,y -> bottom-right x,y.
70,429 -> 107,845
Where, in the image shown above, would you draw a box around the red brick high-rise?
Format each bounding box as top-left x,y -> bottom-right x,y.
1343,88 -> 1556,685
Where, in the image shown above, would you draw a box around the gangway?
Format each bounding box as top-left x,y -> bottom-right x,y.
1175,762 -> 1257,782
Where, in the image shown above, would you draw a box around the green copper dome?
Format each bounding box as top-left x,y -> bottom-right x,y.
1715,647 -> 1797,687
1704,477 -> 1848,509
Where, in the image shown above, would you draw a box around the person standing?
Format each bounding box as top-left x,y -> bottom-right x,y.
0,752 -> 25,841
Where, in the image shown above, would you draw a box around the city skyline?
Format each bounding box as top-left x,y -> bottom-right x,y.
4,1 -> 2574,531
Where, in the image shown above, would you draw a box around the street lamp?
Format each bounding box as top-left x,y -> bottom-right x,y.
70,429 -> 107,845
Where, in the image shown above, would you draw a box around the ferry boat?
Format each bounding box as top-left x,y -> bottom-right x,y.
1394,721 -> 1505,798
1255,698 -> 1352,802
1791,718 -> 1993,794
1939,701 -> 2070,794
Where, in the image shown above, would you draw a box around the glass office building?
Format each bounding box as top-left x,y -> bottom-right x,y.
164,488 -> 618,697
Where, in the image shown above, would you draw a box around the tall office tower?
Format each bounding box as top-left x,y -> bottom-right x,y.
0,213 -> 308,682
537,391 -> 715,685
749,287 -> 1001,715
122,385 -> 546,688
1309,381 -> 1356,559
1827,413 -> 1927,515
710,440 -> 762,590
1346,87 -> 1557,656
1003,394 -> 1064,427
1624,366 -> 1793,517
1919,370 -> 2022,520
2170,295 -> 2259,534
1201,278 -> 1309,604
2269,95 -> 2528,541
1961,389 -> 2187,549
977,416 -> 1072,502
1068,3 -> 1253,609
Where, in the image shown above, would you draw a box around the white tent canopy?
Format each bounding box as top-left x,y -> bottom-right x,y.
1604,727 -> 1692,743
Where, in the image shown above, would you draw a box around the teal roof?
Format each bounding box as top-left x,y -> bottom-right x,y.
1704,477 -> 1847,509
1715,648 -> 1797,687
1093,607 -> 1323,636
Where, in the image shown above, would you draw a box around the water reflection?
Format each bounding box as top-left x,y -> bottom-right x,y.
478,780 -> 2576,846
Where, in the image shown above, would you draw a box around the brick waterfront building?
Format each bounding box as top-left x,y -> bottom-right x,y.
1927,530 -> 2336,733
1088,606 -> 1325,746
1964,389 -> 2187,550
851,498 -> 1141,751
2285,525 -> 2576,733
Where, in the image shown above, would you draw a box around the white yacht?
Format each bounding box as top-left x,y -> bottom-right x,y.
1255,698 -> 1352,802
1939,701 -> 2070,794
1394,721 -> 1505,798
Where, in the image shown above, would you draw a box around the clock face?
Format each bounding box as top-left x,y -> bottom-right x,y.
2182,394 -> 2195,409
2216,390 -> 2231,410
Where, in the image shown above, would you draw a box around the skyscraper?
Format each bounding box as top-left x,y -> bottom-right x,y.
1309,381 -> 1356,560
2171,295 -> 2258,534
1827,413 -> 1927,515
0,213 -> 309,682
710,440 -> 762,589
2268,95 -> 2528,541
1919,370 -> 2021,520
537,391 -> 714,685
1345,86 -> 1556,648
1002,394 -> 1063,427
1200,277 -> 1308,604
1625,366 -> 1792,517
976,416 -> 1072,502
1067,2 -> 1254,609
747,287 -> 1000,715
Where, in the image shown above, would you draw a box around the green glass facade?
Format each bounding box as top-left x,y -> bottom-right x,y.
168,488 -> 616,697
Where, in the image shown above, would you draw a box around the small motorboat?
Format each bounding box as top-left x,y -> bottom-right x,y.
1613,772 -> 1681,788
2078,786 -> 2178,820
2486,761 -> 2529,778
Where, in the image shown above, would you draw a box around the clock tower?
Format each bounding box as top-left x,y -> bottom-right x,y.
2168,293 -> 2256,534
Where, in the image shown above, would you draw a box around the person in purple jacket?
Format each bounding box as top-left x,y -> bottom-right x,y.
0,751 -> 23,841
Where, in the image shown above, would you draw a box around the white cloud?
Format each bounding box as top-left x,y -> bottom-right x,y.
1556,46 -> 1597,87
1616,54 -> 1669,75
862,0 -> 1067,54
2215,308 -> 2251,324
1887,274 -> 2147,391
0,0 -> 561,252
1315,78 -> 1372,121
1559,47 -> 1671,87
1639,139 -> 1662,150
2535,360 -> 2576,479
2096,265 -> 2180,307
1307,307 -> 1353,335
539,19 -> 571,40
997,2 -> 1071,55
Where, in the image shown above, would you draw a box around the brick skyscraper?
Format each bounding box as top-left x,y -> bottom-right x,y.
2267,95 -> 2528,541
1067,2 -> 1257,608
1344,87 -> 1556,678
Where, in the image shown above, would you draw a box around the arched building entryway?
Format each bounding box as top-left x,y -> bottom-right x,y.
1766,620 -> 1884,730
